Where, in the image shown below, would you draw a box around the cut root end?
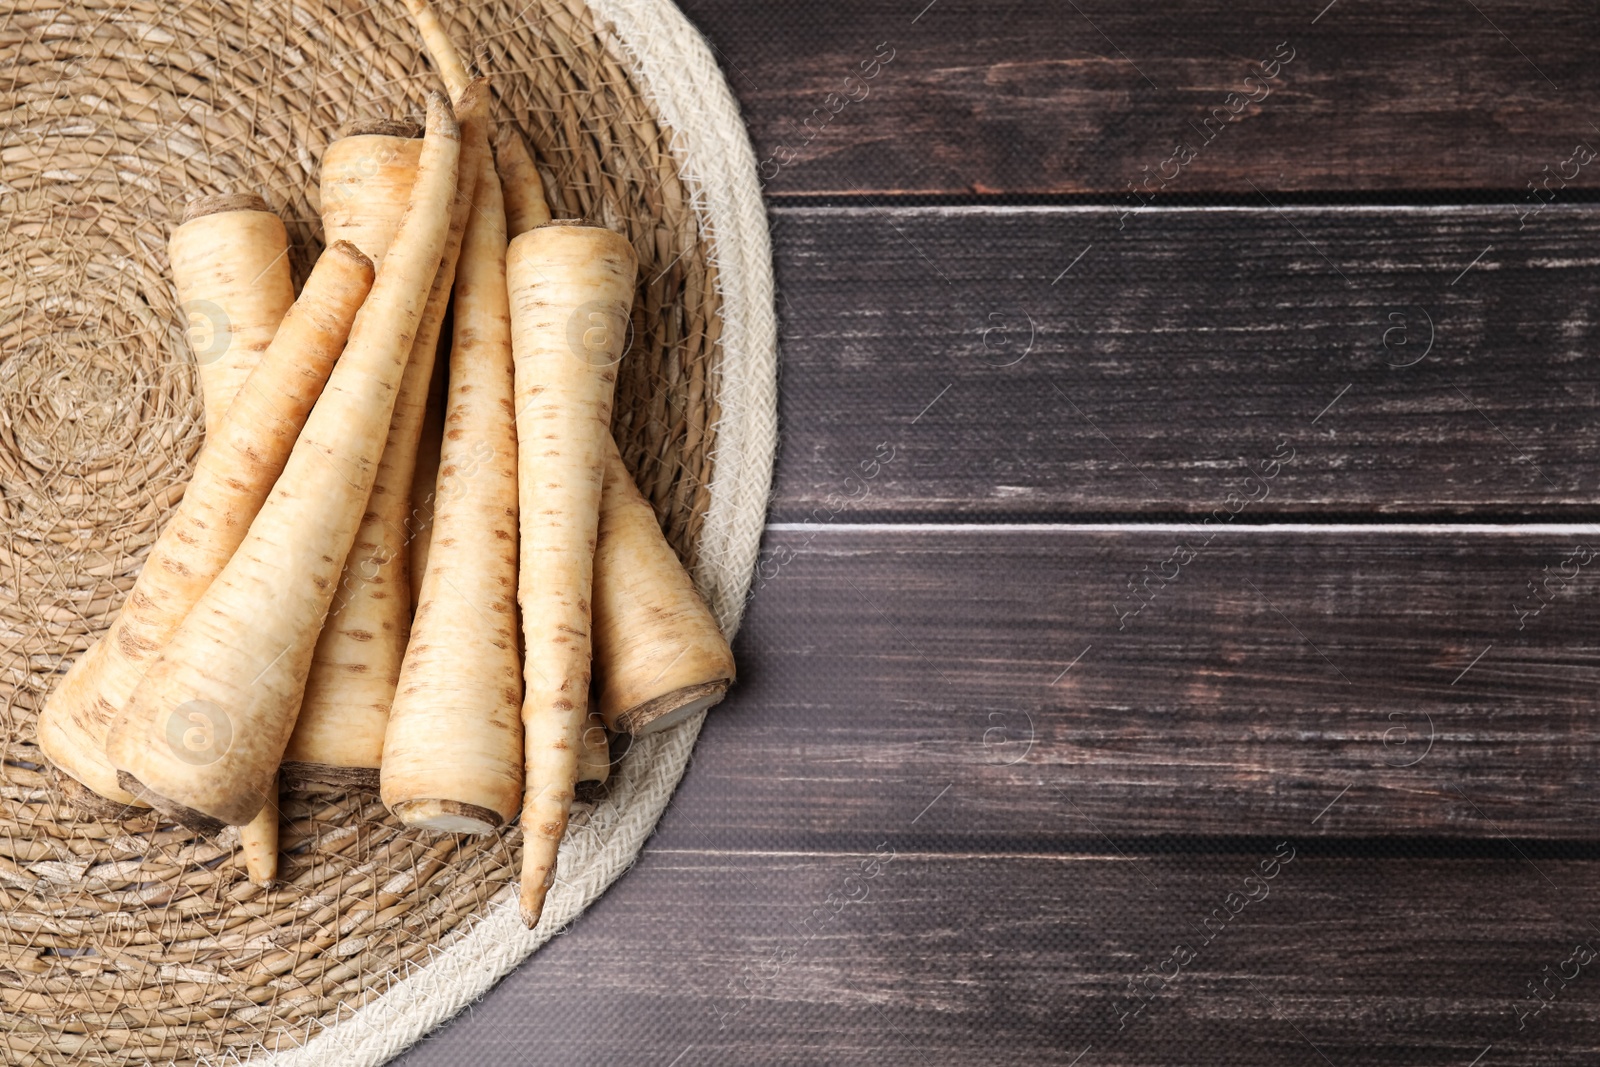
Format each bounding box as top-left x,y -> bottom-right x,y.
615,680 -> 729,736
181,192 -> 270,223
51,766 -> 149,821
326,240 -> 374,271
115,771 -> 228,836
390,798 -> 503,835
280,761 -> 380,791
338,118 -> 425,139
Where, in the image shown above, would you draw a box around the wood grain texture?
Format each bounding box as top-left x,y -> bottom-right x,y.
393,847 -> 1600,1065
769,204 -> 1600,521
701,527 -> 1600,842
388,8 -> 1600,1059
678,0 -> 1600,196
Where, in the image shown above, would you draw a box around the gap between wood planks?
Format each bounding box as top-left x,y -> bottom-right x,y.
766,521 -> 1600,533
769,200 -> 1600,214
649,839 -> 1600,859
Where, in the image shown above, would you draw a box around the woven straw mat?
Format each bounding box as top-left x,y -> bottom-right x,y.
0,0 -> 776,1062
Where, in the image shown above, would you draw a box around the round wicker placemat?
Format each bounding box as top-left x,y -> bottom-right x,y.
0,0 -> 775,1062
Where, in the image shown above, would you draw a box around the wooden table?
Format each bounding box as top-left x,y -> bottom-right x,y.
398,3 -> 1600,1062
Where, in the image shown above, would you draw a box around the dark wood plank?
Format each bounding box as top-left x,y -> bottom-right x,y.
679,0 -> 1600,196
770,204 -> 1600,521
394,847 -> 1600,1065
688,527 -> 1600,842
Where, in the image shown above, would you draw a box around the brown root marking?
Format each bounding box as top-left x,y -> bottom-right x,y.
117,771 -> 227,835
51,765 -> 146,820
279,761 -> 380,791
115,626 -> 160,658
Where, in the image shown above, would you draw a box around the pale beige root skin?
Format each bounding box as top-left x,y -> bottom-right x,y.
393,0 -> 477,615
180,196 -> 306,881
507,223 -> 638,927
495,128 -> 553,233
104,93 -> 461,831
239,782 -> 280,886
320,83 -> 443,614
400,0 -> 471,99
593,438 -> 736,735
493,124 -> 733,739
284,82 -> 489,786
36,241 -> 375,808
576,710 -> 610,785
318,135 -> 423,269
400,0 -> 554,238
408,352 -> 448,612
381,148 -> 523,833
169,194 -> 295,440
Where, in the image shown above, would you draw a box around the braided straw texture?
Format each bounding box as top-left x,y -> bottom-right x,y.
0,0 -> 777,1060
